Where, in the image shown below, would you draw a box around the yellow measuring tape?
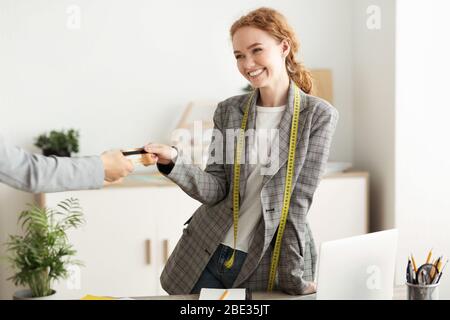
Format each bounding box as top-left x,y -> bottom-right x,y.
224,85 -> 301,292
223,90 -> 254,270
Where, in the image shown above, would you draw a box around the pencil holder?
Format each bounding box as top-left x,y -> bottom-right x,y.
406,282 -> 439,300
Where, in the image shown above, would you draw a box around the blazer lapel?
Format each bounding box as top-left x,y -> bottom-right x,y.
261,81 -> 300,187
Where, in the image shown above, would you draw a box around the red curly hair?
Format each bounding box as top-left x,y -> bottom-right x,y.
230,7 -> 313,94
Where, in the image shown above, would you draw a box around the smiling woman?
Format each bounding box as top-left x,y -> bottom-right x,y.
231,7 -> 313,108
143,7 -> 339,296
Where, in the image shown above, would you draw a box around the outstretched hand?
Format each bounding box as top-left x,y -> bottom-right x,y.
142,143 -> 178,165
101,150 -> 134,182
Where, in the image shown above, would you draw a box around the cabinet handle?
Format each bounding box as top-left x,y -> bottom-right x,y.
145,239 -> 151,265
163,239 -> 169,264
34,193 -> 46,208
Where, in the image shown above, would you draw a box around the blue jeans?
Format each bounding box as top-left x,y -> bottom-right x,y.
190,244 -> 247,294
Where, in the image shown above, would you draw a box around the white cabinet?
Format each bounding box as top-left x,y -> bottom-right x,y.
40,171 -> 368,298
41,181 -> 200,298
308,172 -> 369,249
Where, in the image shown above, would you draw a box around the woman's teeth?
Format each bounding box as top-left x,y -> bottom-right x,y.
248,68 -> 265,78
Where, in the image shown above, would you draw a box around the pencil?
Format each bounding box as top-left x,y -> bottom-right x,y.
436,260 -> 448,283
426,248 -> 433,264
411,254 -> 418,272
430,264 -> 437,280
219,289 -> 229,300
437,260 -> 443,273
434,256 -> 442,269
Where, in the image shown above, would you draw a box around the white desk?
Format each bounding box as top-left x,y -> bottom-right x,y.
133,286 -> 407,300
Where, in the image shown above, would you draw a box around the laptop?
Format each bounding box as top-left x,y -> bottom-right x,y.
314,229 -> 398,300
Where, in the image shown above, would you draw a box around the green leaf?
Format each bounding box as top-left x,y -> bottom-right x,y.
4,199 -> 85,296
33,129 -> 80,156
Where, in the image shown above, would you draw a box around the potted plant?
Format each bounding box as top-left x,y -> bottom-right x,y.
34,129 -> 80,157
5,198 -> 84,299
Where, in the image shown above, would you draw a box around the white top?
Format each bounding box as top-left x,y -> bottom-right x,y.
222,105 -> 286,252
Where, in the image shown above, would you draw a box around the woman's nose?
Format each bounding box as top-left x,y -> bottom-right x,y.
242,57 -> 256,70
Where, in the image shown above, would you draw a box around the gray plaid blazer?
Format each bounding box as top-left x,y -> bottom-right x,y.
158,81 -> 339,295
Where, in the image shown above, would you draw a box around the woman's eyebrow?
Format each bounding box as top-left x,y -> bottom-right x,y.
233,42 -> 263,54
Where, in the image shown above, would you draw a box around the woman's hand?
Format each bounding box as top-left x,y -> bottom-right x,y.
302,281 -> 317,295
142,143 -> 178,165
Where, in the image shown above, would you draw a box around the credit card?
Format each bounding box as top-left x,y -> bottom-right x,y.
122,148 -> 148,156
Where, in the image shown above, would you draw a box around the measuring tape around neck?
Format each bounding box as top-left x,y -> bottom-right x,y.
224,85 -> 301,292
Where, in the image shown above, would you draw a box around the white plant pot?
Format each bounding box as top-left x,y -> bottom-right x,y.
13,289 -> 57,300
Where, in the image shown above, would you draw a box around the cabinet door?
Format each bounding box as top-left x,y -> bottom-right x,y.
45,188 -> 159,298
152,187 -> 201,295
308,175 -> 368,248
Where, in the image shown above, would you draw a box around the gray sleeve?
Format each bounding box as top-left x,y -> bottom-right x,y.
0,138 -> 105,193
156,103 -> 229,205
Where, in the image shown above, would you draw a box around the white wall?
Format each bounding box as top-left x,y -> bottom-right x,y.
0,0 -> 354,299
0,0 -> 352,158
395,0 -> 450,298
352,0 -> 396,231
351,0 -> 450,297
